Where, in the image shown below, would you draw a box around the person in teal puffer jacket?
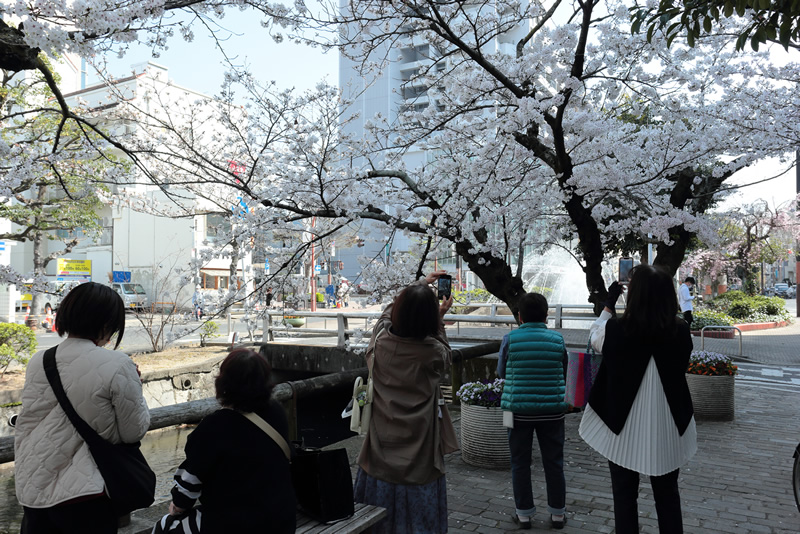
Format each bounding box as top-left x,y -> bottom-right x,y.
497,292 -> 568,530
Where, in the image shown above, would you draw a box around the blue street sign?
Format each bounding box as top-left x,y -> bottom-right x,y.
264,258 -> 270,271
112,271 -> 132,283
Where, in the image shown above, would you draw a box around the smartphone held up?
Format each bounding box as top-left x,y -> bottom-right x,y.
437,275 -> 452,300
618,258 -> 634,284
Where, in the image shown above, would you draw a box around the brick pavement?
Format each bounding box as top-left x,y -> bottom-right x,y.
325,379 -> 800,533
445,380 -> 799,533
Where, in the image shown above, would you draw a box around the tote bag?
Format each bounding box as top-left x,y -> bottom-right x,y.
291,445 -> 355,523
565,342 -> 603,408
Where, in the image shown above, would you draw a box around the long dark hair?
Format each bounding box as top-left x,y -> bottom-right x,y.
390,283 -> 440,339
620,265 -> 680,341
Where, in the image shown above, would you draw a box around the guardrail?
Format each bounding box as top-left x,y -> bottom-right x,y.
240,303 -> 598,348
700,325 -> 743,356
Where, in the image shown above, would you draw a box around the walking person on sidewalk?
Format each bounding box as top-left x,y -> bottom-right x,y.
497,292 -> 568,530
678,276 -> 696,327
353,271 -> 459,534
579,267 -> 697,534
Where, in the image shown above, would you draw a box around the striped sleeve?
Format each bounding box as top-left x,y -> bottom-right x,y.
171,467 -> 203,510
169,414 -> 220,510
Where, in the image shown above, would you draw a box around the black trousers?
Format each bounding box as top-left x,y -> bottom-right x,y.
683,310 -> 693,327
21,496 -> 117,534
609,461 -> 683,534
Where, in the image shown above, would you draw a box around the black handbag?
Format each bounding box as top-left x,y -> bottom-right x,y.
291,444 -> 354,523
43,346 -> 156,516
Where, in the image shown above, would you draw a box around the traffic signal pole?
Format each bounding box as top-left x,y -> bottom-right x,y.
795,149 -> 799,317
310,217 -> 317,312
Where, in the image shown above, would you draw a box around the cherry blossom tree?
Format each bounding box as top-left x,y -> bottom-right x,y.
0,59 -> 119,314
253,0 -> 799,311
2,0 -> 800,315
686,199 -> 800,294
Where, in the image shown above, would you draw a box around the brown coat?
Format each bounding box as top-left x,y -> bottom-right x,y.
357,298 -> 460,485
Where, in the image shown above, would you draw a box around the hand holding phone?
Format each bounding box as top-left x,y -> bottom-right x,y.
618,258 -> 634,285
436,274 -> 452,300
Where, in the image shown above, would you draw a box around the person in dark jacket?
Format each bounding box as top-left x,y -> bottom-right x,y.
497,292 -> 568,530
579,266 -> 696,534
161,349 -> 295,533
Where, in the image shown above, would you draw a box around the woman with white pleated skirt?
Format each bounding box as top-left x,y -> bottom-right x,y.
579,267 -> 697,534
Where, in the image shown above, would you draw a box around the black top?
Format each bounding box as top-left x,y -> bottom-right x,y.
588,317 -> 694,436
171,401 -> 295,533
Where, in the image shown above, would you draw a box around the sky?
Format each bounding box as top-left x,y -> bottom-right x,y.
86,6 -> 797,211
88,8 -> 339,96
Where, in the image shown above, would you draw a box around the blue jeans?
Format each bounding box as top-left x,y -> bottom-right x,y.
508,417 -> 566,517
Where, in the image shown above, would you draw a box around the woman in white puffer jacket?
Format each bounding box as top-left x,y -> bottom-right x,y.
14,282 -> 150,533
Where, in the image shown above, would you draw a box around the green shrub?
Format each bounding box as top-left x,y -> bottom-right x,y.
726,301 -> 755,319
0,323 -> 37,377
199,321 -> 220,347
691,310 -> 735,331
702,292 -> 790,323
451,288 -> 496,314
528,286 -> 554,299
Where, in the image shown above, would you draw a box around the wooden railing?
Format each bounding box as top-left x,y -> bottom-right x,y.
0,343 -> 502,464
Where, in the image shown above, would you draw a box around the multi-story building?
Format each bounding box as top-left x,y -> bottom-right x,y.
1,61 -> 253,320
337,8 -> 534,290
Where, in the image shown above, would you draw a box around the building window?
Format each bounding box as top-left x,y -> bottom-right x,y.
205,214 -> 231,243
201,273 -> 217,289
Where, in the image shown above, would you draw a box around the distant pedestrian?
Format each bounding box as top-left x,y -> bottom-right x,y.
325,283 -> 336,308
192,286 -> 204,321
497,292 -> 568,530
678,276 -> 696,327
353,271 -> 458,534
580,267 -> 696,534
338,282 -> 350,308
266,287 -> 273,308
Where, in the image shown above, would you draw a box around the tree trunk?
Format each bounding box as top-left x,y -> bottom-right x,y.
455,240 -> 525,316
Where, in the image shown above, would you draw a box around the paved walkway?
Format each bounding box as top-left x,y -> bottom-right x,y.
331,378 -> 800,534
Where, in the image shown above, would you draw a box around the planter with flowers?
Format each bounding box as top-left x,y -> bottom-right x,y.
456,379 -> 510,469
686,351 -> 738,421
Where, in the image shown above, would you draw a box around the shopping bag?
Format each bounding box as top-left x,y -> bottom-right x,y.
565,345 -> 603,408
346,375 -> 373,435
291,446 -> 355,523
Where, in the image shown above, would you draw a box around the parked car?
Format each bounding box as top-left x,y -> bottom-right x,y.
774,283 -> 790,298
111,283 -> 149,311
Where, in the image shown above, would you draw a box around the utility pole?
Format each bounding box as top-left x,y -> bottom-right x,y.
310,217 -> 317,312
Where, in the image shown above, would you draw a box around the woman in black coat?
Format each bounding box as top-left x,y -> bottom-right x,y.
159,349 -> 295,533
579,265 -> 696,534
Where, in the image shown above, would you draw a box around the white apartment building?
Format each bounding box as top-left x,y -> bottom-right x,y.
2,61 -> 253,319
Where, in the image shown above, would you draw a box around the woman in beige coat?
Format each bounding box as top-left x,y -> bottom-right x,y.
354,271 -> 459,534
15,282 -> 150,533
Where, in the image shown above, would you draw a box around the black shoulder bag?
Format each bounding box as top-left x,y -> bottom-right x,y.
43,346 -> 156,516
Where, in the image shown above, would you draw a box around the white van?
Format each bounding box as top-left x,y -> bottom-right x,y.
111,283 -> 149,311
